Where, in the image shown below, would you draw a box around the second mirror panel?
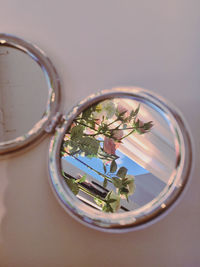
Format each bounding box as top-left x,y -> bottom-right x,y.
0,45 -> 49,142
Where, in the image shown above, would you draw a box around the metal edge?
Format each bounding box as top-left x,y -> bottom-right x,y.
48,87 -> 193,232
0,33 -> 61,155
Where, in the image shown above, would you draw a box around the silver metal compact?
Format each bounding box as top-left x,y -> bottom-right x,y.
0,34 -> 193,232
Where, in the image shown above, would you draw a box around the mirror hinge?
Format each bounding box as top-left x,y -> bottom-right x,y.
45,112 -> 63,133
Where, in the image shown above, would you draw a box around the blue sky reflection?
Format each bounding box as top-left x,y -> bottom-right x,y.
63,149 -> 148,182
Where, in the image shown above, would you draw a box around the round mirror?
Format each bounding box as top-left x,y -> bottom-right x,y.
49,88 -> 193,232
0,34 -> 60,154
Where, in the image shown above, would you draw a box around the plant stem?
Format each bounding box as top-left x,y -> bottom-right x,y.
74,120 -> 97,132
110,125 -> 145,131
74,120 -> 118,140
62,174 -> 106,203
67,152 -> 113,182
107,118 -> 119,127
120,129 -> 136,140
78,184 -> 106,202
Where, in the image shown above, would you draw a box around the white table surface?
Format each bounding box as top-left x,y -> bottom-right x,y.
0,1 -> 199,266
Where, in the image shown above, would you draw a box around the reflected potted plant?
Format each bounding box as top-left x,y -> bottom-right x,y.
61,99 -> 153,212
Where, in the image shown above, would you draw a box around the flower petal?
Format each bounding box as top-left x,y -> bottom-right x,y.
103,137 -> 116,155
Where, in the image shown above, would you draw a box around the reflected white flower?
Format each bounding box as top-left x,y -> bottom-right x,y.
92,100 -> 116,120
118,175 -> 135,199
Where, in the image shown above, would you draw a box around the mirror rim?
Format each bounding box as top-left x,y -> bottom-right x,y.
48,87 -> 193,232
0,33 -> 60,155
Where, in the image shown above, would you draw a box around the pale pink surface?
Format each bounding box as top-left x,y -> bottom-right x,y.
0,2 -> 199,267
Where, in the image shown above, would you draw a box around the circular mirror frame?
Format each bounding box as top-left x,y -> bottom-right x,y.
49,87 -> 193,233
0,33 -> 60,155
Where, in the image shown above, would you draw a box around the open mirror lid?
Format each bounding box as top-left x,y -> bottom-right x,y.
48,87 -> 193,232
0,33 -> 60,155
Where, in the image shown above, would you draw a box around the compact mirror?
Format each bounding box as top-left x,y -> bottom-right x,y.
49,88 -> 193,232
0,34 -> 60,154
0,34 -> 192,232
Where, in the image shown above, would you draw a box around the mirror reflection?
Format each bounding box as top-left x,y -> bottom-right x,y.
0,45 -> 49,142
60,97 -> 176,213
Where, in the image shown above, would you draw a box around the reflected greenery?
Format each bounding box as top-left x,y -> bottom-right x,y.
61,99 -> 153,212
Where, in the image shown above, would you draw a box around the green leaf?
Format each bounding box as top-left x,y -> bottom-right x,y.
110,160 -> 117,173
134,104 -> 140,116
112,177 -> 122,188
134,119 -> 140,128
107,199 -> 116,204
130,110 -> 135,118
119,110 -> 127,117
103,178 -> 107,188
70,149 -> 81,156
78,136 -> 100,156
76,175 -> 86,184
143,121 -> 153,131
71,125 -> 84,140
60,151 -> 66,157
94,197 -> 104,207
65,179 -> 79,195
117,167 -> 127,178
98,124 -> 108,134
120,187 -> 129,194
103,191 -> 120,212
136,128 -> 143,134
102,204 -> 113,213
82,108 -> 93,119
122,178 -> 132,186
105,191 -> 112,200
